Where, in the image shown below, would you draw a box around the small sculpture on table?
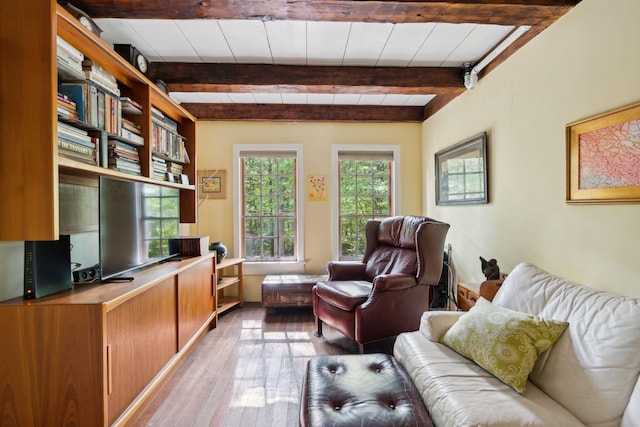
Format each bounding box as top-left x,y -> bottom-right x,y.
479,256 -> 501,280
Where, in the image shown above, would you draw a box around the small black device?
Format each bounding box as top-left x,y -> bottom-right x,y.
24,235 -> 72,299
73,264 -> 101,284
113,44 -> 149,74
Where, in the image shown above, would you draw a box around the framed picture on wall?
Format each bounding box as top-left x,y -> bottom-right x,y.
435,132 -> 488,206
198,169 -> 226,199
566,101 -> 640,204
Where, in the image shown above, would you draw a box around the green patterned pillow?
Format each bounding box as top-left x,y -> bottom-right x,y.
441,297 -> 568,393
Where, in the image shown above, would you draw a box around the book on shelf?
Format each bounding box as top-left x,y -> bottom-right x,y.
122,117 -> 142,135
108,157 -> 142,175
81,59 -> 120,96
108,140 -> 140,161
120,128 -> 144,146
121,97 -> 143,115
58,137 -> 97,166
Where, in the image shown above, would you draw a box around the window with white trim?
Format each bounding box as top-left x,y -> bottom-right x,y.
335,149 -> 396,260
239,150 -> 298,262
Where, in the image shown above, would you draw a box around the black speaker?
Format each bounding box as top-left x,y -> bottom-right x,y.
24,235 -> 72,299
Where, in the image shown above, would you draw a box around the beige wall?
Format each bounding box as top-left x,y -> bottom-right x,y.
190,121 -> 422,301
423,0 -> 640,297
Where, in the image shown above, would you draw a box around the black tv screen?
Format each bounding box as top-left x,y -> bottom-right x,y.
99,176 -> 180,281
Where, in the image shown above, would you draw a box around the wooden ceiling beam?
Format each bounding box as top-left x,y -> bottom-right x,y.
183,103 -> 425,122
146,63 -> 463,95
72,0 -> 579,26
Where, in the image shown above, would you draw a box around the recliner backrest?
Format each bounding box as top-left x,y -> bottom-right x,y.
363,216 -> 429,282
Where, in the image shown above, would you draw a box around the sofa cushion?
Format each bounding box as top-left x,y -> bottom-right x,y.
394,330 -> 585,427
493,263 -> 640,427
441,297 -> 568,393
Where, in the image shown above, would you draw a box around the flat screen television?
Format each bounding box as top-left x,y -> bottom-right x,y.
99,176 -> 180,281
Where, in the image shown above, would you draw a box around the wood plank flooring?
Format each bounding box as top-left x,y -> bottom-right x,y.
134,303 -> 395,427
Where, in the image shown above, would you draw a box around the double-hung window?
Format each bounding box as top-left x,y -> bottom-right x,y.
332,146 -> 398,260
142,185 -> 179,258
234,146 -> 303,269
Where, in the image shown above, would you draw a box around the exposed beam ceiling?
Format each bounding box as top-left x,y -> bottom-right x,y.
69,0 -> 580,122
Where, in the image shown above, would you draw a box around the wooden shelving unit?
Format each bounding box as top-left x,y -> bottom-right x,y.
215,257 -> 244,318
0,1 -> 197,241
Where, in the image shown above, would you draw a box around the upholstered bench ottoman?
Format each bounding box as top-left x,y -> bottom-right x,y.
262,274 -> 328,308
300,353 -> 433,427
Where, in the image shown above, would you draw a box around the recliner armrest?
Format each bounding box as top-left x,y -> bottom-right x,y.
418,311 -> 466,342
327,261 -> 367,280
371,274 -> 416,291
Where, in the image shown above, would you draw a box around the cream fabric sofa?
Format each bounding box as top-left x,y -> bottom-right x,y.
393,262 -> 640,427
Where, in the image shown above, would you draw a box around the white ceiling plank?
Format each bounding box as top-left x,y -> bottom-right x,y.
410,23 -> 476,67
121,20 -> 199,62
307,21 -> 351,66
332,94 -> 362,105
281,93 -> 309,104
227,93 -> 257,103
253,93 -> 284,103
343,22 -> 393,66
441,24 -> 514,67
377,23 -> 437,67
266,21 -> 307,65
95,19 -> 161,60
357,94 -> 386,105
307,93 -> 335,104
380,94 -> 410,106
175,20 -> 235,62
404,94 -> 436,106
217,20 -> 272,64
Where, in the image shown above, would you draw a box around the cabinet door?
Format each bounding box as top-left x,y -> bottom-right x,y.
106,277 -> 177,424
178,258 -> 214,349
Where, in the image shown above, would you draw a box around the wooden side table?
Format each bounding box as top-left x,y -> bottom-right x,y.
456,279 -> 504,311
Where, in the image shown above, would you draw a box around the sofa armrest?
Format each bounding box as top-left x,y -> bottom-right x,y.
418,311 -> 466,342
371,274 -> 416,291
327,261 -> 367,280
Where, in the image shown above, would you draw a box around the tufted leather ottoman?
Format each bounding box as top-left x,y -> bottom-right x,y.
300,353 -> 433,427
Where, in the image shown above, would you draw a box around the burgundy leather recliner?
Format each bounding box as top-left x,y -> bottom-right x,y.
312,215 -> 450,351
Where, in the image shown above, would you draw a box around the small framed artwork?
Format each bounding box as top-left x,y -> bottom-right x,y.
307,175 -> 327,201
435,132 -> 488,206
566,101 -> 640,204
198,169 -> 226,199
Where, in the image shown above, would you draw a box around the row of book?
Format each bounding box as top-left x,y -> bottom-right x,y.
151,107 -> 190,164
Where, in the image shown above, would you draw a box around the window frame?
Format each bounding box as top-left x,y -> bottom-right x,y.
233,144 -> 305,275
331,145 -> 400,261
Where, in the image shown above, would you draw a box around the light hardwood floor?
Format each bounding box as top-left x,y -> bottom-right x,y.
134,303 -> 395,427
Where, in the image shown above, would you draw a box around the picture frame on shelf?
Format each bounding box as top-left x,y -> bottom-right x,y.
435,132 -> 488,206
566,101 -> 640,204
198,169 -> 226,199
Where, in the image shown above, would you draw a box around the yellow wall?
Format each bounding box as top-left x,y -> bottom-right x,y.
423,0 -> 640,297
189,121 -> 422,301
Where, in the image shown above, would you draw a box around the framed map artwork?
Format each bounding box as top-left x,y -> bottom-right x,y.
566,102 -> 640,203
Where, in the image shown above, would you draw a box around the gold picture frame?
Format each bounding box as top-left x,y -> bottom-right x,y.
566,101 -> 640,204
198,169 -> 226,200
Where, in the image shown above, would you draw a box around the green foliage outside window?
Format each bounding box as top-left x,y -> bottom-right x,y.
242,156 -> 296,261
339,159 -> 391,259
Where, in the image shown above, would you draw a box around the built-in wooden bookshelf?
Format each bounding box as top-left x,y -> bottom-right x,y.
0,1 -> 197,241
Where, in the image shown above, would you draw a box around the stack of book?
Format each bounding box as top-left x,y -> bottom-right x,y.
166,161 -> 184,176
57,36 -> 84,79
82,59 -> 120,97
121,97 -> 143,115
58,81 -> 122,135
108,140 -> 141,175
152,155 -> 168,181
151,107 -> 189,164
57,93 -> 78,120
121,117 -> 144,146
57,121 -> 97,165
